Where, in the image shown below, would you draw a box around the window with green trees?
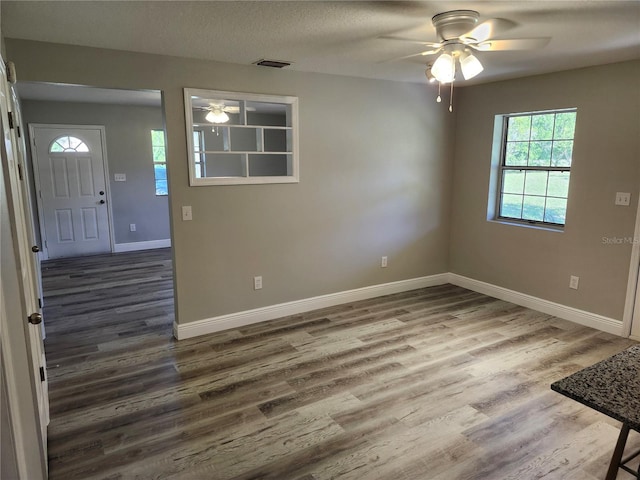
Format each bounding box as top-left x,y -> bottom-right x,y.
497,109 -> 577,226
151,130 -> 168,196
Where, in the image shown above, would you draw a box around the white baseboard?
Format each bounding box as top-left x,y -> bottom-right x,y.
448,273 -> 624,336
174,273 -> 450,340
113,239 -> 171,253
174,271 -> 626,340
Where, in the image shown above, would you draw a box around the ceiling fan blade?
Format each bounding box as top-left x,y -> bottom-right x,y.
461,18 -> 516,43
378,48 -> 442,63
475,37 -> 551,51
378,35 -> 442,49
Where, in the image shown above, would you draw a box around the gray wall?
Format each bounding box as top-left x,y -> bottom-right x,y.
449,60 -> 640,320
7,39 -> 455,324
22,100 -> 170,245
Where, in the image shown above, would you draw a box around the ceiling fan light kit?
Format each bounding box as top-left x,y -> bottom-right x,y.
459,51 -> 484,80
205,107 -> 230,124
385,9 -> 550,112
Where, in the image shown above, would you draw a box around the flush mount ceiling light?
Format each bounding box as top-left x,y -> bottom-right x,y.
382,10 -> 550,111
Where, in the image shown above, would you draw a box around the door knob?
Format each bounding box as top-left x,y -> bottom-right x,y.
99,191 -> 105,195
32,245 -> 40,253
28,313 -> 43,325
99,199 -> 106,204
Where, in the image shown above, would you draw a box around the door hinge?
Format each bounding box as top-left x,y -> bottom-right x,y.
7,111 -> 14,129
38,298 -> 43,309
6,61 -> 17,84
39,366 -> 45,382
44,240 -> 48,248
17,125 -> 21,138
17,163 -> 23,181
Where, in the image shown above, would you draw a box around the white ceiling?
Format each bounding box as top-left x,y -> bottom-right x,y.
2,1 -> 640,86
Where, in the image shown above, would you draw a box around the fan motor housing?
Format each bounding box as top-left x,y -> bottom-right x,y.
432,10 -> 479,41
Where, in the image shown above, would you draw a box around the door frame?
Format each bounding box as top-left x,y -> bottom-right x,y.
623,191 -> 640,339
28,123 -> 115,260
0,58 -> 48,478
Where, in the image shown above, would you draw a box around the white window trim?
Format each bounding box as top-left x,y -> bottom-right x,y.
491,108 -> 577,230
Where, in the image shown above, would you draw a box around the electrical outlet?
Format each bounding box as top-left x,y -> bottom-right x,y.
129,223 -> 136,232
114,173 -> 126,182
182,206 -> 192,221
254,276 -> 263,290
615,192 -> 631,206
381,256 -> 388,268
569,275 -> 579,290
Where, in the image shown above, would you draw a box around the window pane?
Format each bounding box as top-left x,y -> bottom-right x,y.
502,170 -> 525,194
505,142 -> 529,166
195,163 -> 202,178
551,140 -> 573,167
193,131 -> 202,151
154,163 -> 167,181
544,197 -> 567,224
507,116 -> 531,141
528,141 -> 552,166
69,136 -> 81,149
522,195 -> 545,221
500,194 -> 523,219
531,114 -> 555,140
547,172 -> 570,198
554,112 -> 577,139
154,164 -> 168,195
155,180 -> 168,196
51,142 -> 64,152
524,171 -> 548,196
153,146 -> 166,162
151,130 -> 165,147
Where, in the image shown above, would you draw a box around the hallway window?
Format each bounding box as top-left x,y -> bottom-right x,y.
151,130 -> 168,195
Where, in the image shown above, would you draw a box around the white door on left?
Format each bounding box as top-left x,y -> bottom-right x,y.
31,125 -> 111,258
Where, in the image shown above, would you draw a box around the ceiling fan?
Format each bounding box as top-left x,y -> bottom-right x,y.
383,10 -> 550,110
194,102 -> 255,124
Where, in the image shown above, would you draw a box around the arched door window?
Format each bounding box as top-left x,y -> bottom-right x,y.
50,136 -> 89,153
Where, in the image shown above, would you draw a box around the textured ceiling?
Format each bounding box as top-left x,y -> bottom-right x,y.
2,1 -> 640,85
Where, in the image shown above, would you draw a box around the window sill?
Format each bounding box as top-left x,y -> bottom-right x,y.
489,218 -> 564,233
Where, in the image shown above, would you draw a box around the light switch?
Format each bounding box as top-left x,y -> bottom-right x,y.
615,192 -> 631,206
182,206 -> 192,221
114,173 -> 126,182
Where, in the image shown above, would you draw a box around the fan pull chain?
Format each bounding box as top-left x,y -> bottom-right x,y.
449,57 -> 455,112
436,82 -> 442,103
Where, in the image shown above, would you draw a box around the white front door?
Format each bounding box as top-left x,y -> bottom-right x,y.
31,125 -> 111,258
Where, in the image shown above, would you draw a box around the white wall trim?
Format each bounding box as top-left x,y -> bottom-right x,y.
448,273 -> 624,336
113,239 -> 171,253
175,271 -> 627,340
622,194 -> 640,337
174,273 -> 450,339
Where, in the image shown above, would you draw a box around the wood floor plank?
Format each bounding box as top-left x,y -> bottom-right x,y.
42,248 -> 638,479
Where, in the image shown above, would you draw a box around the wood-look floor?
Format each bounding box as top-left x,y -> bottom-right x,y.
42,249 -> 640,480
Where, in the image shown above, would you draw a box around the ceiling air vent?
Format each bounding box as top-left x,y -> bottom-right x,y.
253,59 -> 291,68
